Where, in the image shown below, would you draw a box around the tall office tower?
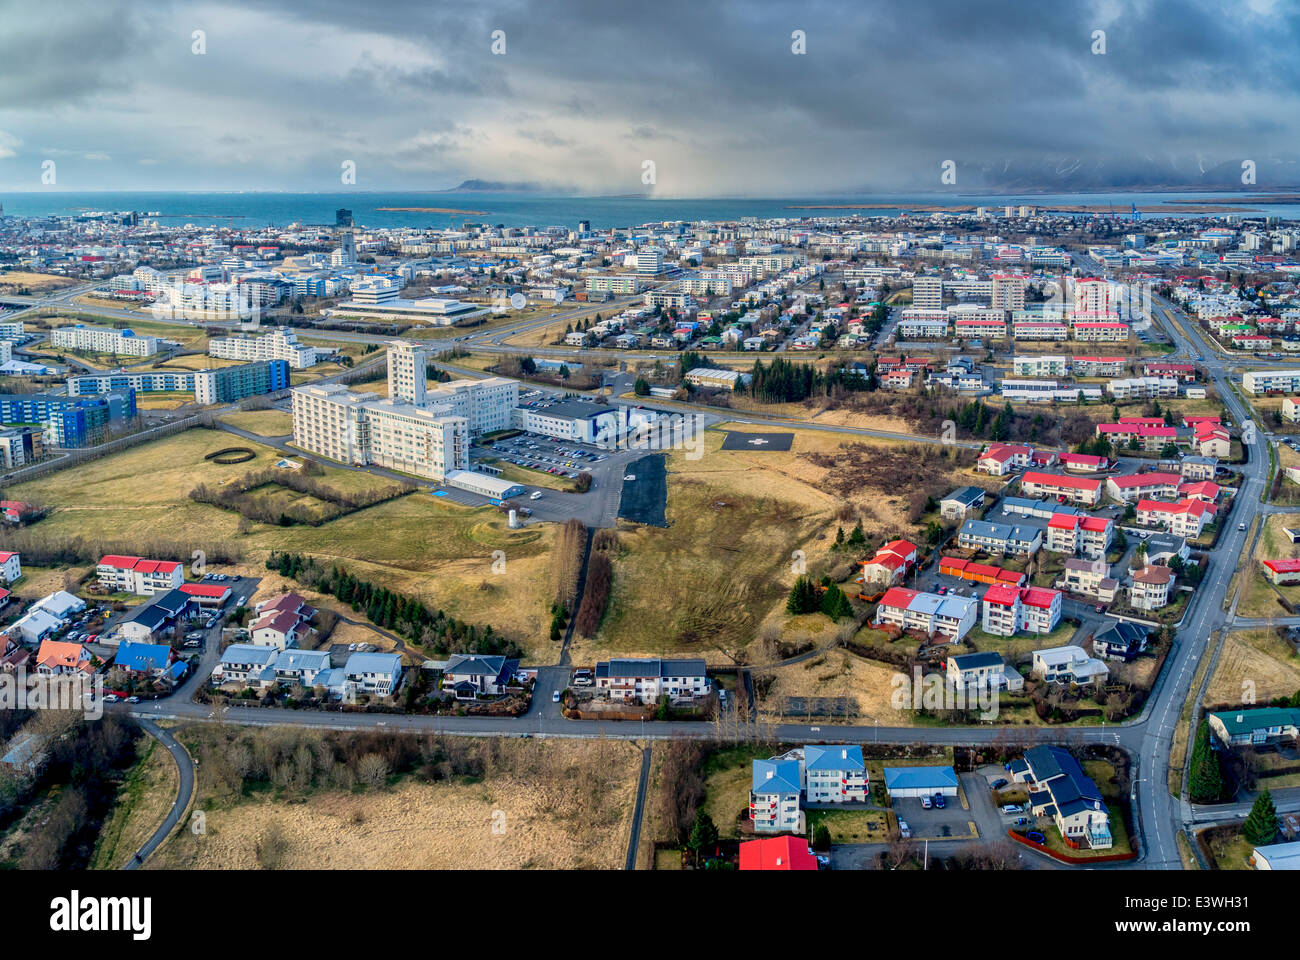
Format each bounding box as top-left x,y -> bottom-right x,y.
387,340 -> 429,406
912,276 -> 943,311
336,208 -> 353,227
991,274 -> 1028,311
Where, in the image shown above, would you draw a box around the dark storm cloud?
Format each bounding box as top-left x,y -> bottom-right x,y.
1,0 -> 1298,192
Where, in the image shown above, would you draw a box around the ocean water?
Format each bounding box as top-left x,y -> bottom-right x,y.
0,190 -> 1295,230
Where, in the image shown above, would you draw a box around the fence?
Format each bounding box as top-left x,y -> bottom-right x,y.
0,414 -> 210,485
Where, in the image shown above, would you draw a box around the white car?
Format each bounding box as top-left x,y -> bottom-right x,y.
624,474 -> 636,481
552,690 -> 562,703
530,491 -> 543,500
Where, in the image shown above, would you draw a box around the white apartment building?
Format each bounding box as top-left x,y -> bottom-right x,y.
52,324 -> 159,357
991,274 -> 1028,311
1013,355 -> 1068,377
96,555 -> 185,596
362,400 -> 469,481
1243,369 -> 1300,394
209,326 -> 325,369
593,658 -> 710,703
387,340 -> 428,405
1130,564 -> 1175,611
912,276 -> 943,310
291,384 -> 372,466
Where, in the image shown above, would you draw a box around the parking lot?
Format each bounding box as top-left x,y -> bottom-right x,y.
893,793 -> 975,841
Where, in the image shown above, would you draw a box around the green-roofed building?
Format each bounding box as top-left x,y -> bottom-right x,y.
1207,707 -> 1300,748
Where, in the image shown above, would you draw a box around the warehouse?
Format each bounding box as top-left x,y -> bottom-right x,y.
443,470 -> 525,500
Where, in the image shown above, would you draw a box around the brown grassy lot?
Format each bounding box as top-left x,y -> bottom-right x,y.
576,424 -> 970,664
0,271 -> 77,292
218,410 -> 294,436
8,564 -> 92,600
149,733 -> 640,870
1204,629 -> 1300,710
1238,514 -> 1300,617
6,428 -> 558,658
756,651 -> 907,723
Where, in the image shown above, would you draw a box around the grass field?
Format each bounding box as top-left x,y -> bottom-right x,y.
150,731 -> 640,870
1238,513 -> 1300,617
806,807 -> 892,844
699,744 -> 780,838
6,427 -> 559,657
1204,629 -> 1300,710
218,409 -> 294,436
572,423 -> 970,664
0,271 -> 77,292
89,736 -> 179,869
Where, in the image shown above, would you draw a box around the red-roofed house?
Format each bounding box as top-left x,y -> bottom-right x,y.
249,609 -> 302,651
1262,559 -> 1300,586
981,584 -> 1063,636
96,555 -> 185,596
1136,498 -> 1212,538
1057,452 -> 1108,473
179,582 -> 233,607
1019,471 -> 1103,506
0,551 -> 19,583
35,639 -> 94,677
1192,423 -> 1231,458
1105,472 -> 1182,502
739,835 -> 819,871
1096,423 -> 1178,452
1044,513 -> 1114,559
859,540 -> 919,587
1177,481 -> 1221,503
978,443 -> 1032,476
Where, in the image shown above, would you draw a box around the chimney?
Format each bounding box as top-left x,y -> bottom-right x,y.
1237,714 -> 1244,723
766,770 -> 773,779
841,748 -> 848,760
776,857 -> 784,866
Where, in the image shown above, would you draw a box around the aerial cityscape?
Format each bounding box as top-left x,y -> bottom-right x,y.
1,0 -> 1296,936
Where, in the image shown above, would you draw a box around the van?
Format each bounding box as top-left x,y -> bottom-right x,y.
530,491 -> 543,500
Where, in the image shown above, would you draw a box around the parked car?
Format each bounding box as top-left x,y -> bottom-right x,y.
897,819 -> 911,839
1000,803 -> 1026,815
1096,603 -> 1106,613
126,696 -> 140,704
104,694 -> 120,703
991,778 -> 1009,790
933,793 -> 946,809
921,795 -> 932,809
552,690 -> 562,703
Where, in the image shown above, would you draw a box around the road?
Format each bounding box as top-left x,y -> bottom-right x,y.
123,719 -> 194,870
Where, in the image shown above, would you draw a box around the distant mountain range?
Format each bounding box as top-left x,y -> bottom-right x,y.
439,179 -> 558,193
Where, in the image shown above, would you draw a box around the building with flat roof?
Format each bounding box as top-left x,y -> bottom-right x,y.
209,326 -> 328,369
52,324 -> 159,357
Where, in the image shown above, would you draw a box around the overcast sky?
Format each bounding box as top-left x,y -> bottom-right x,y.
1,0 -> 1297,195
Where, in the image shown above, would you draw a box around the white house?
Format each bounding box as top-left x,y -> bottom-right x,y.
344,651 -> 403,696
0,551 -> 20,583
1031,645 -> 1109,684
593,658 -> 710,703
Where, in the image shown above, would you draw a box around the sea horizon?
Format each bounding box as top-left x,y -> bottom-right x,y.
3,188 -> 1298,230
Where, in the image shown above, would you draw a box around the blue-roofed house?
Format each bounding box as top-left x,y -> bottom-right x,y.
750,758 -> 804,833
214,643 -> 277,687
803,744 -> 868,803
344,651 -> 403,696
113,641 -> 173,677
883,765 -> 959,798
1014,745 -> 1112,850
